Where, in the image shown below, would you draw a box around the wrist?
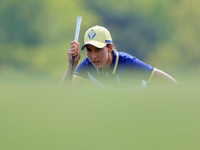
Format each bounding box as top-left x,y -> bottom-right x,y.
68,62 -> 78,71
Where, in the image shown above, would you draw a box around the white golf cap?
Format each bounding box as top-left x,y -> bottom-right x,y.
81,25 -> 112,50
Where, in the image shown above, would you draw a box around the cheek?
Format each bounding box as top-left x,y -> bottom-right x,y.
86,52 -> 91,58
101,51 -> 108,62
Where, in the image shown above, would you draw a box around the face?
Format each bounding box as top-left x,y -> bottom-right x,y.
86,45 -> 112,69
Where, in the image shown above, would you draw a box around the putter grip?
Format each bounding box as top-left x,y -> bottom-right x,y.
70,16 -> 82,83
72,16 -> 82,61
74,16 -> 82,42
71,16 -> 82,65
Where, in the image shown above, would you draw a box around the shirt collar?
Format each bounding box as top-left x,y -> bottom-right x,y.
97,50 -> 119,75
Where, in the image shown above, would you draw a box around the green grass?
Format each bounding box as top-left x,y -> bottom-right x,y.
0,68 -> 200,150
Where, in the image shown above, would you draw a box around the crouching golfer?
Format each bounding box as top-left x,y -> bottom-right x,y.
60,25 -> 177,88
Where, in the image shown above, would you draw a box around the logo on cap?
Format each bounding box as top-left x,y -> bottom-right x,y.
88,30 -> 96,39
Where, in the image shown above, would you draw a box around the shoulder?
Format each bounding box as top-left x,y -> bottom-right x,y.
76,57 -> 94,72
116,51 -> 154,71
79,57 -> 92,66
117,51 -> 137,64
118,52 -> 135,59
75,57 -> 94,78
81,57 -> 91,64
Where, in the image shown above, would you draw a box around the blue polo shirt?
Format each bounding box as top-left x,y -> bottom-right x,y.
74,50 -> 156,88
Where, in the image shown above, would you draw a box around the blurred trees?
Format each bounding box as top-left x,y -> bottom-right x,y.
0,0 -> 98,46
0,0 -> 43,45
84,0 -> 200,68
83,0 -> 167,60
0,0 -> 200,77
147,0 -> 200,68
0,0 -> 99,76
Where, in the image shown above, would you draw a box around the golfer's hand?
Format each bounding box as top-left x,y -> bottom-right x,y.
68,41 -> 81,65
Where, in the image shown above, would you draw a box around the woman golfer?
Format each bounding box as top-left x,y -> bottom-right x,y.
60,25 -> 177,88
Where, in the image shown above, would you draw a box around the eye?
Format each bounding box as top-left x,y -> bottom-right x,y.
96,48 -> 101,51
86,48 -> 92,52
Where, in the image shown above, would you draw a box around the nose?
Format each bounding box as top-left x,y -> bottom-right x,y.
91,51 -> 97,59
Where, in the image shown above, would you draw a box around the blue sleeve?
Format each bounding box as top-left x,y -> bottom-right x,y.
130,58 -> 154,81
132,58 -> 154,73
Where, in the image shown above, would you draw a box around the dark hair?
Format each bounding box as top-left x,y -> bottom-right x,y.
106,44 -> 111,48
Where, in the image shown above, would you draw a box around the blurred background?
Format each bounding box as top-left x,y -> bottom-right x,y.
1,0 -> 200,150
1,0 -> 200,81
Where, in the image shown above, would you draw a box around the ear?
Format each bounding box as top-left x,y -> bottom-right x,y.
108,44 -> 113,53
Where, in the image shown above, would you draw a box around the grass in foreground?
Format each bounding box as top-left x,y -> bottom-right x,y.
0,69 -> 200,150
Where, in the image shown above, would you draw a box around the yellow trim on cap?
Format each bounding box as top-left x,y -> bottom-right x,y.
73,75 -> 88,81
147,68 -> 157,83
112,51 -> 119,74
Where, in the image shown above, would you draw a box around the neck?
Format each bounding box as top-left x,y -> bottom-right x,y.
101,51 -> 113,73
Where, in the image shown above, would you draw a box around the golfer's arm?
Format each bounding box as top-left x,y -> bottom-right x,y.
59,65 -> 87,87
150,69 -> 178,86
59,63 -> 76,87
72,75 -> 88,86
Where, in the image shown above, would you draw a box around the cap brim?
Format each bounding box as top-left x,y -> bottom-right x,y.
81,41 -> 107,50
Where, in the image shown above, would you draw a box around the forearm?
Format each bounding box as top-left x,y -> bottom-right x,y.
150,69 -> 178,86
59,63 -> 78,87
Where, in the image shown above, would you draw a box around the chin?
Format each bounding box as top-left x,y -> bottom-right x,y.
93,64 -> 102,69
